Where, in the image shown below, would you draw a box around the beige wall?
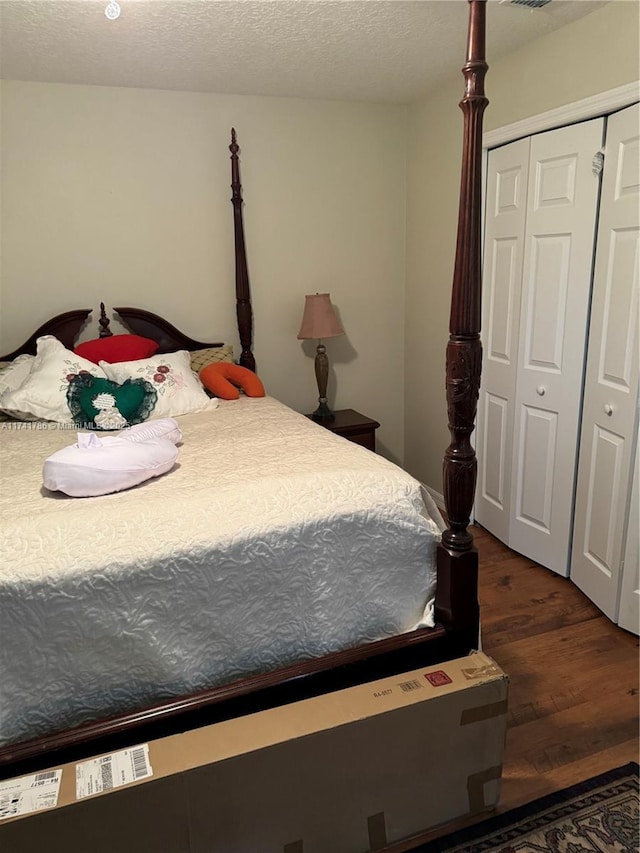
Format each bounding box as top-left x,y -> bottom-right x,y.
405,0 -> 640,495
0,82 -> 407,461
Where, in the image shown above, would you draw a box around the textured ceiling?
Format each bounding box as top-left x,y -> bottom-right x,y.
0,0 -> 608,103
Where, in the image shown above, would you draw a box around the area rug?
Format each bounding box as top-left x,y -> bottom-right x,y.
414,761 -> 639,853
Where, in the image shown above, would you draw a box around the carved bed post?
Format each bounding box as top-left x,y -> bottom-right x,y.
435,0 -> 488,652
98,302 -> 112,338
229,129 -> 256,372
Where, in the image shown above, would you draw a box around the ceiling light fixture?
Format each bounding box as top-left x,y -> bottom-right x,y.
105,1 -> 121,20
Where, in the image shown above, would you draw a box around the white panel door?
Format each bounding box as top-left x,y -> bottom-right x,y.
509,118 -> 604,575
618,442 -> 640,634
571,103 -> 640,621
476,138 -> 531,543
618,436 -> 639,635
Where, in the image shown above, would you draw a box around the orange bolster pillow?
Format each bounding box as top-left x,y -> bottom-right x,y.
199,363 -> 265,400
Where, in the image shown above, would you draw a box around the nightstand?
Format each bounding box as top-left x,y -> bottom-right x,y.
306,409 -> 380,452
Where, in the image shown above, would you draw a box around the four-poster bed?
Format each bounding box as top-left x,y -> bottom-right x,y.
0,0 -> 488,780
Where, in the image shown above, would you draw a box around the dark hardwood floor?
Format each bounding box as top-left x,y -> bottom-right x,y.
387,523 -> 639,852
475,523 -> 638,808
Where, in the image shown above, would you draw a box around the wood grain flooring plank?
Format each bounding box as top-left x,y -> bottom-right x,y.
504,689 -> 639,772
498,738 -> 639,811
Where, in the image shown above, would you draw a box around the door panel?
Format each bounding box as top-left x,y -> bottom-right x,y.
535,154 -> 577,209
582,425 -> 625,577
509,118 -> 604,575
480,393 -> 508,511
599,229 -> 638,390
515,405 -> 557,533
523,234 -> 570,371
488,238 -> 520,363
475,138 -> 530,542
618,436 -> 639,635
571,103 -> 640,621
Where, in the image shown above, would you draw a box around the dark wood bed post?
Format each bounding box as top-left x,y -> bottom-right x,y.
435,0 -> 488,653
98,302 -> 112,338
229,129 -> 256,372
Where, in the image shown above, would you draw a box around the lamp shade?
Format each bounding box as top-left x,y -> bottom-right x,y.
297,294 -> 345,340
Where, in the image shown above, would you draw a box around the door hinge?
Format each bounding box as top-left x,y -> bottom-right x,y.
592,149 -> 605,176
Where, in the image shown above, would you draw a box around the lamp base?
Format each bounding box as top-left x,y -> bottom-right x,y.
311,400 -> 335,422
311,343 -> 335,422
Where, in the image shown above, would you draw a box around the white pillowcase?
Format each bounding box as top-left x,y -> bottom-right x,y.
1,337 -> 106,422
100,351 -> 214,419
0,353 -> 35,397
43,432 -> 179,497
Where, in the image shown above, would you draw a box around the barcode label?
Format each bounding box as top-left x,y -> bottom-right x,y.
398,680 -> 423,693
76,744 -> 153,800
131,747 -> 150,780
100,761 -> 114,790
0,770 -> 62,820
34,771 -> 58,783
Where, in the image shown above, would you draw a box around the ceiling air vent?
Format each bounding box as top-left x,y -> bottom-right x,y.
507,0 -> 553,7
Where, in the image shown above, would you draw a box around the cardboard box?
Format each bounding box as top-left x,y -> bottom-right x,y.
0,651 -> 508,852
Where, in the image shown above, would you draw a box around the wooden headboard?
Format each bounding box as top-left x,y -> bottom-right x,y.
0,310 -> 92,361
96,303 -> 225,355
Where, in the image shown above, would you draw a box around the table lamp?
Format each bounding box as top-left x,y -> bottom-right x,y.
297,293 -> 345,421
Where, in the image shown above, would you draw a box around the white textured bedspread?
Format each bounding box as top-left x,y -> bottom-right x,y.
0,396 -> 442,747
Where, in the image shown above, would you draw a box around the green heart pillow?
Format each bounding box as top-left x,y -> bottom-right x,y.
67,374 -> 157,430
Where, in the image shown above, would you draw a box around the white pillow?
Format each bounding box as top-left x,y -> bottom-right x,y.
100,351 -> 213,419
43,432 -> 179,497
1,337 -> 106,422
0,353 -> 34,396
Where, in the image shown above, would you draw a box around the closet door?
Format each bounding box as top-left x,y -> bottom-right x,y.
571,103 -> 639,622
618,437 -> 639,635
476,138 -> 530,542
508,118 -> 604,575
